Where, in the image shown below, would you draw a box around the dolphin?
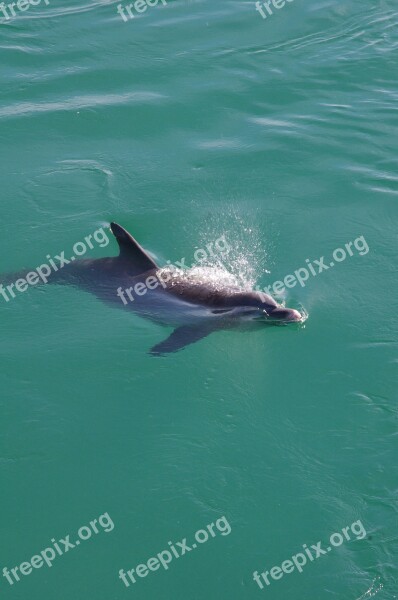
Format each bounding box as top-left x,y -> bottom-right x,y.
1,223 -> 302,355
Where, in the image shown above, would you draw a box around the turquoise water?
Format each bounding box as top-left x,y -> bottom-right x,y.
1,0 -> 397,598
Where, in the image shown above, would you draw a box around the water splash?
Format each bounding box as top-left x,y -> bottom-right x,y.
157,265 -> 241,292
193,209 -> 273,291
356,578 -> 384,600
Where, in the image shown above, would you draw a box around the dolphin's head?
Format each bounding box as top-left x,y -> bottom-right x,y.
225,291 -> 302,323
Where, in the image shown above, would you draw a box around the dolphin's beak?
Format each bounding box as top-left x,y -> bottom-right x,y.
268,307 -> 302,322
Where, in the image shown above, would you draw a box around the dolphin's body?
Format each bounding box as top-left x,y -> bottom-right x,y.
3,223 -> 302,355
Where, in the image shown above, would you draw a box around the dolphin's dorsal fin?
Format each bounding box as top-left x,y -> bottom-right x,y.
110,222 -> 158,272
